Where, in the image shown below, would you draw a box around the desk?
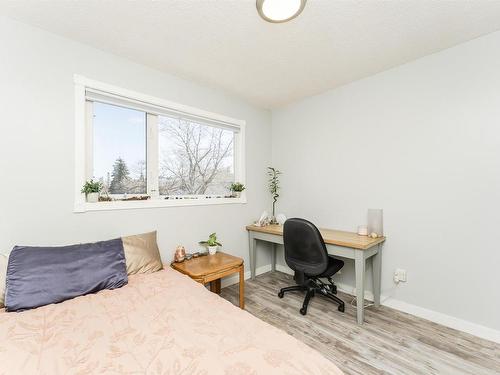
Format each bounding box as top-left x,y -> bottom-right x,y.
246,224 -> 385,324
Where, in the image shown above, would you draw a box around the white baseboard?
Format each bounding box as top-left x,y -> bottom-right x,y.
233,264 -> 500,344
380,297 -> 500,344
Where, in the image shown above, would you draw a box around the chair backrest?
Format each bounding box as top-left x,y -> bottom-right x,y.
283,218 -> 329,277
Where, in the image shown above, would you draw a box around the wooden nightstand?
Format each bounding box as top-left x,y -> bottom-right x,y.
171,252 -> 245,309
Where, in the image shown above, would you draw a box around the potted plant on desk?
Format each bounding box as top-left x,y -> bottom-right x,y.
268,167 -> 282,224
199,233 -> 222,255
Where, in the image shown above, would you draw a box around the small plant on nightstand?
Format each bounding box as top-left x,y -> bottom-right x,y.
81,179 -> 102,203
199,233 -> 222,255
230,182 -> 245,198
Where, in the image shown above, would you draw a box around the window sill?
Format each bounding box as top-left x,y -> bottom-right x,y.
74,196 -> 247,213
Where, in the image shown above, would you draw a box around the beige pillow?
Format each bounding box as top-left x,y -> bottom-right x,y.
122,231 -> 163,275
0,254 -> 7,308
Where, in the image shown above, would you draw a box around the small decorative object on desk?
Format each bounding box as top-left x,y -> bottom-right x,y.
276,213 -> 287,225
357,225 -> 368,236
230,182 -> 245,198
81,179 -> 102,203
254,211 -> 271,226
267,167 -> 282,224
199,233 -> 222,255
367,208 -> 384,237
174,245 -> 186,262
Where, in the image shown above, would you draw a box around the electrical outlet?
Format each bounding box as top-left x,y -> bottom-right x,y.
394,269 -> 407,283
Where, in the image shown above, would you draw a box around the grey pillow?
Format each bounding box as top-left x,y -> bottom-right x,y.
5,238 -> 128,312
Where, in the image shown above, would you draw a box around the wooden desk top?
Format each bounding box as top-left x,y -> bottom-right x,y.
246,224 -> 385,250
171,251 -> 243,278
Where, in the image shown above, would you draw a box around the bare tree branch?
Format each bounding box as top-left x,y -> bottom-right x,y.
158,118 -> 234,195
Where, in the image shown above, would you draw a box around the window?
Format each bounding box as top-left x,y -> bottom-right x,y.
92,102 -> 147,195
74,75 -> 245,212
158,116 -> 235,196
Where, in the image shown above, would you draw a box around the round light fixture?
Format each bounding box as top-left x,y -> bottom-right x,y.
256,0 -> 307,23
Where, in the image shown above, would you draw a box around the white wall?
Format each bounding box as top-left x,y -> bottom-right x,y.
2,14 -> 499,341
0,17 -> 272,270
272,31 -> 500,333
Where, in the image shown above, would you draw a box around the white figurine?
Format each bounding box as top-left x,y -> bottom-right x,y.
254,211 -> 271,226
276,213 -> 287,225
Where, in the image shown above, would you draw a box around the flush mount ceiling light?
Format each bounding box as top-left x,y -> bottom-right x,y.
256,0 -> 307,23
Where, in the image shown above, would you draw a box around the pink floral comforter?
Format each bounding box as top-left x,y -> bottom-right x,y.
0,268 -> 342,374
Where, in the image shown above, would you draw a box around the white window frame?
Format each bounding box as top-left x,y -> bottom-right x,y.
74,75 -> 246,212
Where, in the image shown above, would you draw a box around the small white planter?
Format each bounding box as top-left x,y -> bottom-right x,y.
86,192 -> 99,203
208,245 -> 218,255
232,191 -> 241,198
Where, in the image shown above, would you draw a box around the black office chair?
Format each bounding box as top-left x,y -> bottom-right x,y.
278,218 -> 345,315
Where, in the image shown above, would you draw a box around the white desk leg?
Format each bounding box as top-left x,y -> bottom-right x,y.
372,244 -> 382,307
271,243 -> 276,272
249,232 -> 257,280
355,251 -> 366,324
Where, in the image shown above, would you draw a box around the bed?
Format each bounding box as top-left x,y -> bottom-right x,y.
0,267 -> 343,374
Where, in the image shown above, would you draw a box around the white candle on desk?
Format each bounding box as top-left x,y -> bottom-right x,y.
357,225 -> 368,236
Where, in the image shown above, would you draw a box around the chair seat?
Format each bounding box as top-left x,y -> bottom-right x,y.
309,256 -> 344,278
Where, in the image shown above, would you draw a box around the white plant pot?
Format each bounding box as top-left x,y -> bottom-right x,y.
208,245 -> 218,255
232,191 -> 241,198
86,192 -> 99,203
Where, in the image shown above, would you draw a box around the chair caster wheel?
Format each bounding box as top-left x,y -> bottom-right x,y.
300,307 -> 307,315
278,291 -> 284,298
338,304 -> 345,313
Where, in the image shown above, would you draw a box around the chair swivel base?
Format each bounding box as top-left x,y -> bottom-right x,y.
278,279 -> 345,315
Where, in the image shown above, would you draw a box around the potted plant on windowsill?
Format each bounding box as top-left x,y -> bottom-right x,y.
81,179 -> 102,203
230,182 -> 245,198
199,233 -> 222,255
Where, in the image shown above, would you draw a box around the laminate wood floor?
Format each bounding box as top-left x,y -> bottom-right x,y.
220,271 -> 500,375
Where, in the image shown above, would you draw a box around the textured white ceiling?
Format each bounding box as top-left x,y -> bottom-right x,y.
2,0 -> 500,108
